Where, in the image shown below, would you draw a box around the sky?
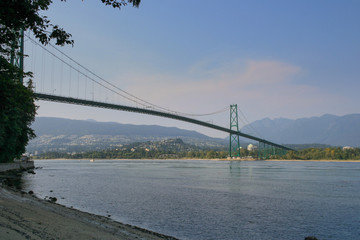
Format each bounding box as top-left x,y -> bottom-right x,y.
25,0 -> 360,138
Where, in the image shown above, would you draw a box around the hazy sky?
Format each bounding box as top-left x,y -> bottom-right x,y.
27,0 -> 360,138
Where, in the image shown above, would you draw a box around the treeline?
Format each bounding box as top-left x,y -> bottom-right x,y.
273,147 -> 360,160
35,148 -> 230,160
34,147 -> 360,160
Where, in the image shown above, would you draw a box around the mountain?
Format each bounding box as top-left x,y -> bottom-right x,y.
27,117 -> 226,153
241,114 -> 360,147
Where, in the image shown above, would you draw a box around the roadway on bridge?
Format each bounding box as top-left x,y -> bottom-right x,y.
35,93 -> 292,151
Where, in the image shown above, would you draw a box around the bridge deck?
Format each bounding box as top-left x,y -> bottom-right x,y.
34,93 -> 292,151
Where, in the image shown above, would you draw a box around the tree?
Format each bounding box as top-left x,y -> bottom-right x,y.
0,0 -> 141,162
0,64 -> 36,162
0,0 -> 141,55
206,150 -> 216,159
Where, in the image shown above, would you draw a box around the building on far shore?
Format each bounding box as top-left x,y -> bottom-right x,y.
343,146 -> 354,150
247,144 -> 258,151
1,154 -> 34,173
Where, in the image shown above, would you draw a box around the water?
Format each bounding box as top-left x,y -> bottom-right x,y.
22,160 -> 360,240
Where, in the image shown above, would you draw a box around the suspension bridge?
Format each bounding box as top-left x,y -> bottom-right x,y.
12,31 -> 292,158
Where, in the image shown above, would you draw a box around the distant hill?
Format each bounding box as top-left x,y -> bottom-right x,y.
125,138 -> 197,153
241,114 -> 360,147
28,113 -> 360,153
27,117 -> 226,153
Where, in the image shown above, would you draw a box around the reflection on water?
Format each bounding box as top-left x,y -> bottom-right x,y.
22,160 -> 360,240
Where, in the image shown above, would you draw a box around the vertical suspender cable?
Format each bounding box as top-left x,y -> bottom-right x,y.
51,57 -> 55,94
77,71 -> 80,99
68,65 -> 71,97
41,49 -> 45,93
92,81 -> 95,101
85,76 -> 87,100
60,54 -> 63,96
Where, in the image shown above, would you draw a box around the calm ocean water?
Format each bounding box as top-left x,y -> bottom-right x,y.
22,160 -> 360,240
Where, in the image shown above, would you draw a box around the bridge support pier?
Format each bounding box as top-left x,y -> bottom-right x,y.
258,142 -> 288,159
229,104 -> 240,158
11,29 -> 24,84
258,142 -> 271,160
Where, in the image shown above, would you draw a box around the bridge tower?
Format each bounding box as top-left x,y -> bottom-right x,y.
10,29 -> 24,83
229,104 -> 241,158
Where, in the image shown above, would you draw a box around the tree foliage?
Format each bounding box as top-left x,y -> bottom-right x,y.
36,148 -> 229,160
271,147 -> 360,160
0,0 -> 141,57
35,146 -> 360,160
0,63 -> 37,162
0,0 -> 140,162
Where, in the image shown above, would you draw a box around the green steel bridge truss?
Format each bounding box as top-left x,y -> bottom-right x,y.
229,104 -> 241,158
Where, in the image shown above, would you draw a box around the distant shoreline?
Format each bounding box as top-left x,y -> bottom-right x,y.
32,158 -> 360,162
265,159 -> 360,162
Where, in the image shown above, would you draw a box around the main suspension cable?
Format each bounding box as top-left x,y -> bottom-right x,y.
237,106 -> 263,138
47,40 -> 229,117
26,34 -> 229,117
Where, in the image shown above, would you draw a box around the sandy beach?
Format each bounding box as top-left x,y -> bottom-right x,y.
0,185 -> 177,240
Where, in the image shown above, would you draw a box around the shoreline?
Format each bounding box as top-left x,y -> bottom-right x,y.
33,158 -> 360,163
0,184 -> 178,240
265,159 -> 360,162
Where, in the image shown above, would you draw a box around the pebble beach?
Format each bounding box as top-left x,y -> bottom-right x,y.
0,185 -> 177,240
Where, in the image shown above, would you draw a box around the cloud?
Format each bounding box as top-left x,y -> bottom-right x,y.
122,59 -> 301,107
235,60 -> 301,85
109,58 -> 351,124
